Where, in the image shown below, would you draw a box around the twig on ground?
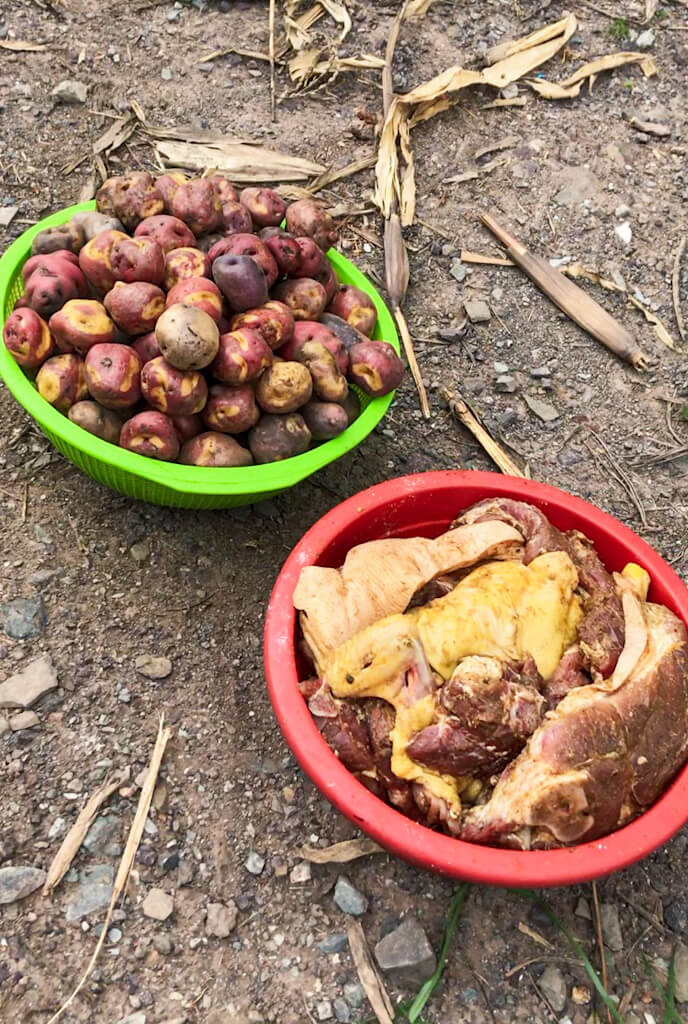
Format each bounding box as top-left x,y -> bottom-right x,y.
587,428 -> 649,529
518,922 -> 554,949
591,881 -> 612,1024
298,838 -> 383,863
347,921 -> 395,1024
22,482 -> 28,524
673,235 -> 686,342
443,389 -> 528,477
504,956 -> 580,979
269,0 -> 277,121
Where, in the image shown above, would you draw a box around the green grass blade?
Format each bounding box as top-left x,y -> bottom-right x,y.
642,952 -> 682,1024
403,883 -> 470,1024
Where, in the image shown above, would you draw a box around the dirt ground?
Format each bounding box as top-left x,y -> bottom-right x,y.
2,0 -> 688,1022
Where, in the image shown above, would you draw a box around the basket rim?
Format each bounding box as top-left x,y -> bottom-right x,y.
0,201 -> 400,497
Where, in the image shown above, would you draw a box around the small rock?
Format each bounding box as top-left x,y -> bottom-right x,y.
0,655 -> 57,709
614,203 -> 631,219
51,79 -> 88,104
30,568 -> 57,586
130,541 -> 149,562
636,29 -> 655,49
663,900 -> 688,934
48,816 -> 66,840
599,903 -> 623,952
154,933 -> 173,955
135,655 -> 172,680
500,83 -> 519,99
523,394 -> 559,422
438,324 -> 467,343
10,710 -> 39,731
116,1014 -> 146,1024
538,965 -> 566,1013
160,852 -> 179,873
343,982 -> 365,1008
575,896 -> 591,920
142,887 -> 174,921
530,365 -> 550,379
206,900 -> 237,938
333,998 -> 350,1023
161,67 -> 172,81
615,222 -> 633,248
1,597 -> 46,639
0,865 -> 46,904
493,361 -> 509,375
316,1001 -> 333,1021
0,715 -> 9,736
500,409 -> 518,429
107,927 -> 122,944
317,933 -> 349,954
553,166 -> 600,206
290,861 -> 312,884
66,865 -> 114,921
450,259 -> 469,283
374,916 -> 437,987
245,851 -> 265,876
176,858 -> 194,887
84,815 -> 119,856
464,299 -> 491,323
674,943 -> 688,1002
334,876 -> 368,916
495,374 -> 517,394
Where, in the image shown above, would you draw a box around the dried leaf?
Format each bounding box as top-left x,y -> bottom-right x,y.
299,838 -> 383,863
78,172 -> 97,203
483,96 -> 527,109
156,139 -> 324,182
482,14 -> 577,90
144,124 -> 256,145
444,389 -> 527,477
629,117 -> 671,137
384,211 -> 409,307
347,922 -> 395,1024
474,134 -> 519,160
318,0 -> 352,42
398,117 -> 416,226
0,40 -> 48,52
486,15 -> 575,65
443,154 -> 508,185
0,206 -> 18,228
284,5 -> 324,52
518,921 -> 555,949
672,236 -> 686,343
646,0 -> 659,20
93,114 -> 136,157
528,79 -> 582,100
407,0 -> 438,14
627,295 -> 679,352
307,154 -> 376,193
560,51 -> 652,88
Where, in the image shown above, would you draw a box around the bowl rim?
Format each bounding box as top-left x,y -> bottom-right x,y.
264,469 -> 688,886
0,201 -> 399,497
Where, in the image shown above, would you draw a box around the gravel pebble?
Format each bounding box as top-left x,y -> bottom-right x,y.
245,851 -> 266,875
142,887 -> 174,921
538,965 -> 567,1012
600,903 -> 623,952
0,865 -> 46,904
334,876 -> 368,916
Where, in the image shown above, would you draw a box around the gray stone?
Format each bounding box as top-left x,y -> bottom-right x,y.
161,67 -> 172,80
316,933 -> 348,954
30,569 -> 58,586
10,709 -> 39,731
116,1014 -> 147,1024
343,982 -> 365,1008
464,299 -> 491,323
130,541 -> 149,562
107,927 -> 122,943
135,655 -> 172,680
538,965 -> 566,1013
333,999 -> 350,1023
0,715 -> 9,736
523,394 -> 559,422
2,597 -> 46,639
206,900 -> 237,937
334,876 -> 368,916
142,887 -> 174,921
553,167 -> 600,206
84,815 -> 119,855
500,83 -> 519,99
51,79 -> 88,104
663,899 -> 688,934
0,655 -> 57,709
493,361 -> 509,375
674,943 -> 688,1002
449,259 -> 469,283
316,1001 -> 333,1021
600,903 -> 623,952
614,203 -> 631,219
636,29 -> 655,49
374,916 -> 437,988
530,366 -> 551,379
615,221 -> 632,248
154,933 -> 174,955
290,861 -> 311,884
66,865 -> 114,921
0,865 -> 46,904
245,851 -> 266,875
495,375 -> 517,394
575,896 -> 591,920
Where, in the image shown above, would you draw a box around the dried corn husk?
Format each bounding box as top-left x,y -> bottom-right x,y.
155,139 -> 324,181
407,0 -> 437,14
529,51 -> 657,100
485,15 -> 575,65
0,39 -> 48,51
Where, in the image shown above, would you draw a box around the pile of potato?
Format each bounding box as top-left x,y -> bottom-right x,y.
2,171 -> 404,467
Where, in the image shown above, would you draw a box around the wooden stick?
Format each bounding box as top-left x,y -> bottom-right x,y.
591,880 -> 612,1024
47,718 -> 171,1024
268,0 -> 276,122
672,235 -> 686,343
479,211 -> 648,369
393,305 -> 430,419
461,249 -> 515,267
347,921 -> 394,1024
443,388 -> 527,477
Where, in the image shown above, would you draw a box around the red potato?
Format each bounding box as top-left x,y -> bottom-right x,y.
181,432 -> 253,467
208,233 -> 278,288
2,308 -> 55,369
140,356 -> 208,416
68,401 -> 123,443
49,299 -> 116,354
104,281 -> 166,336
272,278 -> 327,321
218,201 -> 253,235
96,172 -> 164,230
166,276 -> 223,323
31,221 -> 85,256
348,340 -> 404,396
155,304 -> 219,370
302,400 -> 349,440
209,175 -> 239,206
78,229 -> 129,295
110,236 -> 165,286
164,247 -> 211,290
170,178 -> 222,235
84,343 -> 142,409
239,187 -> 286,228
292,237 -> 329,279
255,361 -> 312,414
259,228 -> 302,276
155,172 -> 188,212
134,214 -> 196,254
229,300 -> 294,351
285,199 -> 338,251
120,411 -> 180,461
340,387 -> 361,425
202,383 -> 260,434
210,328 -> 272,385
294,340 -> 348,403
72,211 -> 125,241
212,254 -> 268,313
327,284 -> 377,337
319,311 -> 369,351
248,413 -> 311,464
320,262 -> 338,304
23,250 -> 89,319
132,331 -> 161,364
171,413 -> 203,444
279,320 -> 348,374
194,231 -> 224,255
36,353 -> 88,413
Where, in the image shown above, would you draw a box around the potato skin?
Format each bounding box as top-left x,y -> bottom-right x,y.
280,321 -> 348,374
320,262 -> 338,304
31,221 -> 85,256
132,331 -> 161,364
210,328 -> 273,385
229,300 -> 294,351
259,228 -> 302,276
23,251 -> 89,319
218,201 -> 253,235
180,432 -> 253,467
208,233 -> 278,288
84,343 -> 143,409
319,311 -> 368,351
120,411 -> 180,461
170,178 -> 222,235
327,284 -> 377,337
171,413 -> 203,443
78,229 -> 129,295
285,199 -> 338,251
166,276 -> 223,323
202,383 -> 260,434
140,356 -> 208,416
104,281 -> 166,336
209,174 -> 239,206
68,400 -> 123,443
212,254 -> 268,314
348,340 -> 404,396
255,361 -> 312,414
155,303 -> 220,371
49,299 -> 116,354
155,172 -> 188,212
134,214 -> 196,254
248,413 -> 311,464
292,237 -> 329,279
36,353 -> 88,413
340,387 -> 361,425
302,400 -> 349,441
239,187 -> 286,228
110,236 -> 165,286
273,278 -> 327,321
71,211 -> 125,241
96,172 -> 164,230
3,308 -> 55,369
295,340 -> 348,403
164,247 -> 211,290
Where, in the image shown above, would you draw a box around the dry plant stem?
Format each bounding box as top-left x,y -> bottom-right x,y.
269,0 -> 276,122
518,922 -> 554,949
673,235 -> 687,342
47,718 -> 171,1024
591,881 -> 612,1024
347,921 -> 395,1024
461,249 -> 515,267
479,211 -> 648,369
43,766 -> 131,895
443,388 -> 527,478
394,306 -> 430,419
298,837 -> 383,863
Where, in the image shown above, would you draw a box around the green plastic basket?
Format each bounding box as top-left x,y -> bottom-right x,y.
0,201 -> 401,508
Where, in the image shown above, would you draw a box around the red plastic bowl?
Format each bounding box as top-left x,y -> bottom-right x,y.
264,470 -> 688,886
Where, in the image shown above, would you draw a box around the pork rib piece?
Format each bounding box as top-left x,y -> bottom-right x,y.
461,602 -> 688,848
